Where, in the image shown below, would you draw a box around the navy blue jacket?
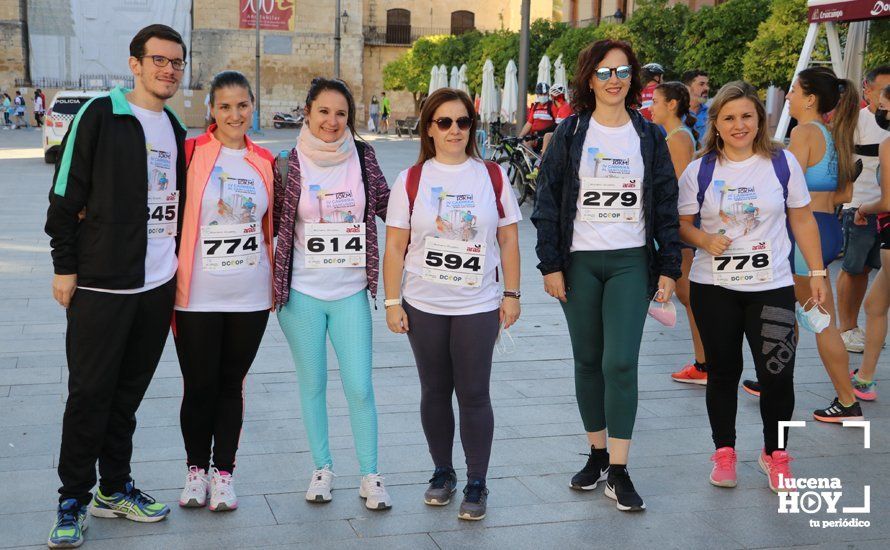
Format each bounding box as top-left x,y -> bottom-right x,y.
530,109 -> 682,295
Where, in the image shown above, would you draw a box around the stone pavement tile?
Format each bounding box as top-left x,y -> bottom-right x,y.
285,533 -> 440,550
429,513 -> 744,550
0,386 -> 8,397
0,395 -> 63,427
8,382 -> 66,397
0,365 -> 61,386
0,453 -> 53,473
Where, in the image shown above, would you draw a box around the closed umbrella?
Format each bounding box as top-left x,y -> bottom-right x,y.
480,59 -> 498,123
428,65 -> 440,96
438,65 -> 449,90
843,21 -> 867,86
457,64 -> 470,95
450,66 -> 460,89
537,55 -> 551,88
501,59 -> 518,124
553,54 -> 568,92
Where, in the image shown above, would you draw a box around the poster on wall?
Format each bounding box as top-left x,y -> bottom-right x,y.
239,0 -> 296,31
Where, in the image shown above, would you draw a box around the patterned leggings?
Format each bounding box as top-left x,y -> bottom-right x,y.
278,289 -> 378,475
691,282 -> 797,454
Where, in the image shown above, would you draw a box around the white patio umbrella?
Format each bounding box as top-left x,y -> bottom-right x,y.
450,66 -> 460,89
438,65 -> 449,90
537,54 -> 551,88
553,54 -> 568,92
843,21 -> 867,87
428,65 -> 440,96
457,64 -> 470,95
480,59 -> 499,123
501,59 -> 518,124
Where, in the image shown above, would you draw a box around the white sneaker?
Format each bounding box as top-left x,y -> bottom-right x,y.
306,465 -> 335,503
178,466 -> 209,507
360,473 -> 393,510
209,468 -> 238,511
842,328 -> 865,353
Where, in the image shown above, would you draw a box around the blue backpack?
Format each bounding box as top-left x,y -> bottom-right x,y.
696,150 -> 790,209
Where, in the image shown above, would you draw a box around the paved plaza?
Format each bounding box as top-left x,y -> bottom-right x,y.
0,127 -> 888,549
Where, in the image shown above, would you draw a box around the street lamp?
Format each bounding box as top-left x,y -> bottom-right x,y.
341,10 -> 349,34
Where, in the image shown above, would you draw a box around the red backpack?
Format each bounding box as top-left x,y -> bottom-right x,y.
405,160 -> 506,218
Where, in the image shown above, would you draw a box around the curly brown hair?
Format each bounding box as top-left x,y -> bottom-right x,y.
570,39 -> 642,114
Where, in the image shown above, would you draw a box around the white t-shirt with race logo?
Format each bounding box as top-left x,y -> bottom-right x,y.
291,149 -> 368,301
386,158 -> 522,316
177,146 -> 272,312
678,150 -> 810,292
80,102 -> 178,294
570,117 -> 646,252
847,107 -> 890,207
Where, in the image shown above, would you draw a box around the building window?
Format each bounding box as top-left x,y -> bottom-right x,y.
451,11 -> 475,35
386,9 -> 411,45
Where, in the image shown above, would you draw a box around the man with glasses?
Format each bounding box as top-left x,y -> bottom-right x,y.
45,24 -> 188,548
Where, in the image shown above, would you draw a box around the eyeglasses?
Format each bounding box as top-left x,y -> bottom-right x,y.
432,116 -> 473,131
594,65 -> 632,81
141,55 -> 187,71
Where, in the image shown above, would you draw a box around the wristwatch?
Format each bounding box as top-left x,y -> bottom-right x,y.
808,269 -> 828,277
384,298 -> 401,308
503,290 -> 521,299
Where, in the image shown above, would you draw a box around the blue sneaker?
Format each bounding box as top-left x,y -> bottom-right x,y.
90,481 -> 170,523
48,498 -> 88,548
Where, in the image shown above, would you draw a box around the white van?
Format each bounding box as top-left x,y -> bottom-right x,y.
43,90 -> 105,164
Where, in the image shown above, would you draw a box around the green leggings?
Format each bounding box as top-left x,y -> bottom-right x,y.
561,247 -> 649,440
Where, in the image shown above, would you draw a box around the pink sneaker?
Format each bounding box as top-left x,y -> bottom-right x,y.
758,449 -> 795,493
709,447 -> 737,488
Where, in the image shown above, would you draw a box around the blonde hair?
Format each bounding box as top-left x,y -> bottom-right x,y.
699,81 -> 780,161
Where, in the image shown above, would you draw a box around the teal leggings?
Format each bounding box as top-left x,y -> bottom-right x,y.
561,247 -> 649,440
278,290 -> 378,475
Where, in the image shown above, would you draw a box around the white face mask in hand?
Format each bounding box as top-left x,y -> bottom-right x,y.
647,292 -> 676,327
495,322 -> 515,355
795,298 -> 831,333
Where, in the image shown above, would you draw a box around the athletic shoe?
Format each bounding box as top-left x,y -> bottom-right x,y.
458,479 -> 488,521
209,468 -> 238,512
671,363 -> 708,385
359,473 -> 392,510
604,466 -> 646,512
842,328 -> 865,353
178,466 -> 209,508
570,447 -> 610,491
851,370 -> 877,401
813,397 -> 864,424
305,465 -> 335,503
90,482 -> 170,522
709,447 -> 738,488
742,379 -> 761,397
759,449 -> 795,493
424,467 -> 457,506
48,498 -> 88,548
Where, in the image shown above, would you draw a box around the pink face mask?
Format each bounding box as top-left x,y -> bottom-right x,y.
647,292 -> 676,327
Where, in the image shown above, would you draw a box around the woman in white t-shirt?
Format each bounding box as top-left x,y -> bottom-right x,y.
678,82 -> 828,494
531,40 -> 682,513
383,88 -> 521,521
273,78 -> 393,510
174,71 -> 278,512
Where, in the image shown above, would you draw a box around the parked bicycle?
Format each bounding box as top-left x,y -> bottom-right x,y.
486,121 -> 541,206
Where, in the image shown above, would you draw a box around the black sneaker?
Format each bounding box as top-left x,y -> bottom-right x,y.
742,379 -> 761,397
570,446 -> 609,491
604,467 -> 645,512
423,467 -> 457,506
458,479 -> 488,521
813,397 -> 864,424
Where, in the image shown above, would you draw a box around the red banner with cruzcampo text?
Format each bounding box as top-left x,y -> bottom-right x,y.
239,0 -> 296,31
807,0 -> 890,23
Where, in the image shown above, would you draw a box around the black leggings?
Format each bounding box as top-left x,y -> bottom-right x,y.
403,301 -> 500,480
174,310 -> 269,472
690,283 -> 796,454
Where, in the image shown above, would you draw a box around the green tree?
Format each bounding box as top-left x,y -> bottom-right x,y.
466,30 -> 519,94
865,19 -> 890,72
743,0 -> 813,90
625,0 -> 690,78
545,25 -> 599,82
676,0 -> 770,86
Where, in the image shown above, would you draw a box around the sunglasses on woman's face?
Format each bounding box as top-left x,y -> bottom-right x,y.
594,65 -> 632,81
433,116 -> 473,131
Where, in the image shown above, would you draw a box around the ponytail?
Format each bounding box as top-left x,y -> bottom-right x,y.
830,78 -> 859,193
656,81 -> 699,142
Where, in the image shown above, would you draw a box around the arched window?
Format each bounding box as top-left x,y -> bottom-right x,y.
451,11 -> 475,35
386,9 -> 411,45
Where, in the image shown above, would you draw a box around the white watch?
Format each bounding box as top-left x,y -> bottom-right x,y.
384,298 -> 402,308
808,269 -> 828,277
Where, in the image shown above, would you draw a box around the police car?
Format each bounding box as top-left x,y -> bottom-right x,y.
43,90 -> 105,164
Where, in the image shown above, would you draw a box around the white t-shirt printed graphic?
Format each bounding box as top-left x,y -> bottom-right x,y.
291,149 -> 368,301
80,102 -> 178,294
177,146 -> 272,312
678,150 -> 811,292
571,118 -> 646,252
386,158 -> 522,316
